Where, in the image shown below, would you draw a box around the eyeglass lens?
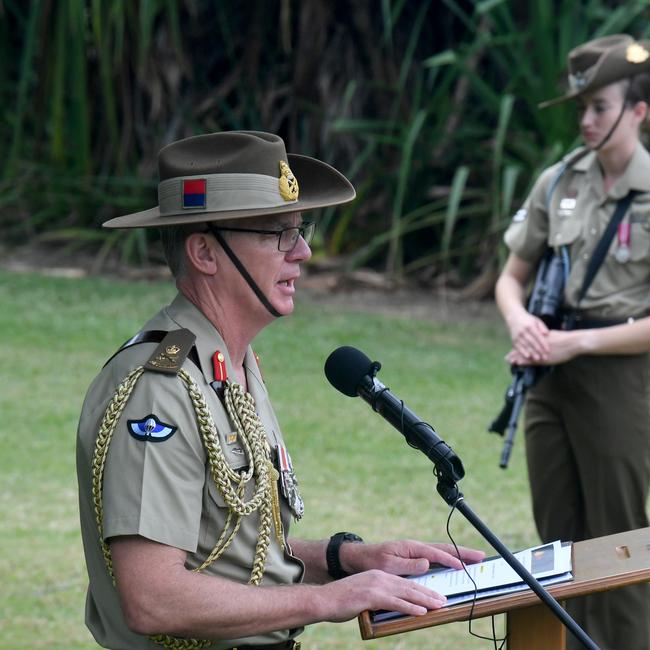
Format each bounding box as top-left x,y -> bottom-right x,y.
279,223 -> 315,251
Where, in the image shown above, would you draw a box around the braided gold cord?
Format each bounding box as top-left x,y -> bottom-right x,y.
194,480 -> 245,572
91,366 -> 145,581
221,381 -> 276,583
149,634 -> 211,649
91,367 -> 282,649
182,374 -> 269,517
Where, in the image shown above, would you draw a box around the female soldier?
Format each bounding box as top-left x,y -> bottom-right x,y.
495,35 -> 650,650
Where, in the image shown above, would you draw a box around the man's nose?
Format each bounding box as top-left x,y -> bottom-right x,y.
287,234 -> 312,262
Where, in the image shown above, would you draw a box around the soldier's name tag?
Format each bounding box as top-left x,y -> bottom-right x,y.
558,197 -> 576,218
277,444 -> 304,520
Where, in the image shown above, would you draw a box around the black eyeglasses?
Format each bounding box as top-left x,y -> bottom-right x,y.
210,221 -> 316,253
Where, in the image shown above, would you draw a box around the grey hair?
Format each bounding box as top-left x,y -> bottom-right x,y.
159,220 -> 243,279
159,225 -> 195,279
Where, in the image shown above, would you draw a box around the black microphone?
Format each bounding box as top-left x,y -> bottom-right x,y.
324,346 -> 464,482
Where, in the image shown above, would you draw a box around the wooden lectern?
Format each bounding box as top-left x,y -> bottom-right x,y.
358,527 -> 650,649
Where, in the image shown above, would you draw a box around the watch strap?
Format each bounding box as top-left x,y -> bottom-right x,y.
326,531 -> 363,580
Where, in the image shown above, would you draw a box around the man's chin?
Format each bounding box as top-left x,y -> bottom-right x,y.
266,293 -> 295,318
277,299 -> 295,317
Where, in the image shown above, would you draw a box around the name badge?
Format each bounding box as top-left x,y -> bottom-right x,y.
558,197 -> 576,218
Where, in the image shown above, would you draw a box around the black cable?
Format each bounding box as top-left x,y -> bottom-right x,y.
393,399 -> 507,646
444,482 -> 507,648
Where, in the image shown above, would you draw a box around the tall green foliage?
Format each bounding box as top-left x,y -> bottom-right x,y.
2,1 -> 650,286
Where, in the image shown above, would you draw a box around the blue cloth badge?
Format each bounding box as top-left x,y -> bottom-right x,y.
127,414 -> 177,442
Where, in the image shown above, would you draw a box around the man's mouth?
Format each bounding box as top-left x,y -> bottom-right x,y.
279,274 -> 299,287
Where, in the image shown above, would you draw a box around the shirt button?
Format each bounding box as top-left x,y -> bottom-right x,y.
555,233 -> 562,241
590,228 -> 597,236
583,253 -> 589,260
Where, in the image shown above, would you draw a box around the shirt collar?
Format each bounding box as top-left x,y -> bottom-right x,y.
163,293 -> 265,395
572,142 -> 650,199
620,141 -> 650,194
163,292 -> 231,382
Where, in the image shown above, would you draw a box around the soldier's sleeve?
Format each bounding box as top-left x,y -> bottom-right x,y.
504,165 -> 557,264
101,367 -> 208,552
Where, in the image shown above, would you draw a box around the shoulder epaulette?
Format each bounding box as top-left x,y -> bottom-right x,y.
144,328 -> 197,375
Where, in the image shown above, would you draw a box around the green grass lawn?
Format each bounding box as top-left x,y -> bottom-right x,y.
0,269 -> 557,648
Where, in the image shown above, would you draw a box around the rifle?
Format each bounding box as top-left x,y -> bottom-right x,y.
489,248 -> 566,468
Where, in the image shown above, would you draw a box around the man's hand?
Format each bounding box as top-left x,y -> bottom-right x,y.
339,539 -> 485,577
319,569 -> 447,621
318,542 -> 485,621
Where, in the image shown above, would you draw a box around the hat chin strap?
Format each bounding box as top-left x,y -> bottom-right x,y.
207,224 -> 283,319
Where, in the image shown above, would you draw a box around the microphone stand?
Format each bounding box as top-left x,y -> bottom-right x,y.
435,473 -> 599,649
328,350 -> 598,648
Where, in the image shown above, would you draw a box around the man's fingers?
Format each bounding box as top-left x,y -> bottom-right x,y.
386,581 -> 447,615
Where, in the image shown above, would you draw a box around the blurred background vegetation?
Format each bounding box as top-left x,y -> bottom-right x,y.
3,0 -> 650,294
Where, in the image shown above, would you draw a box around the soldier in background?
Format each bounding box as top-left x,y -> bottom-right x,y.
496,35 -> 650,650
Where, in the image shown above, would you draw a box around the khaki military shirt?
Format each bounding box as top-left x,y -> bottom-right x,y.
504,142 -> 650,318
76,293 -> 304,650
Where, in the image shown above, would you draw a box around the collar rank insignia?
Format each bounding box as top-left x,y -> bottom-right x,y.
128,414 -> 177,442
210,350 -> 227,398
212,350 -> 227,382
278,160 -> 299,201
182,179 -> 207,209
145,329 -> 196,375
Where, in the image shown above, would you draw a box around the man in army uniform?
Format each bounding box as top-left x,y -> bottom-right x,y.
76,131 -> 484,649
496,35 -> 650,650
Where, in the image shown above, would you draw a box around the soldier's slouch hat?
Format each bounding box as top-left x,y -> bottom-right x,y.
540,34 -> 650,108
104,131 -> 355,229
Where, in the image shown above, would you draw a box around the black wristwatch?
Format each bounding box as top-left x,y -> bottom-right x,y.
326,531 -> 364,580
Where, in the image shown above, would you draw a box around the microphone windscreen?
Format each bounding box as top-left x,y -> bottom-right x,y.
324,346 -> 374,397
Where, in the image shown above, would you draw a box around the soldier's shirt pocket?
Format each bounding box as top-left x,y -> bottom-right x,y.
206,432 -> 250,508
549,209 -> 581,247
623,210 -> 650,262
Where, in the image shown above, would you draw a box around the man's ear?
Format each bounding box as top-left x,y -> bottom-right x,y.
185,232 -> 218,275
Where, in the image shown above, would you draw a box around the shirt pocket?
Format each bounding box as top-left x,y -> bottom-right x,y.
548,210 -> 582,248
205,431 -> 251,509
621,209 -> 650,262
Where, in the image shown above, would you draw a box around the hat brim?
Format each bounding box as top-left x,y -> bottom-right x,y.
538,90 -> 581,109
539,40 -> 650,109
103,153 -> 356,229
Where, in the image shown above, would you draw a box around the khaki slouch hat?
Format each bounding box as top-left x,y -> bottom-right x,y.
540,34 -> 650,108
104,130 -> 355,229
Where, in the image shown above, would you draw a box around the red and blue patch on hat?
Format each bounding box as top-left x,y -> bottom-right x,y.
182,179 -> 207,209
